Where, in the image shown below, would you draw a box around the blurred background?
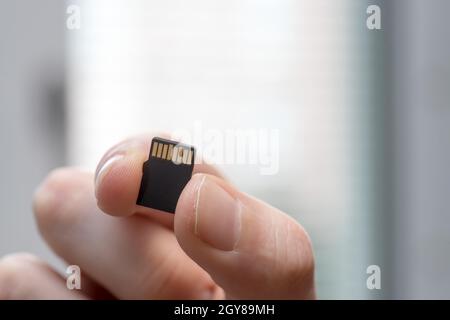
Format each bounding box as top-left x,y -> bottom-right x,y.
1,0 -> 449,299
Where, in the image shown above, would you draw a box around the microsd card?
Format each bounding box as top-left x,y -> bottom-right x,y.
136,137 -> 195,213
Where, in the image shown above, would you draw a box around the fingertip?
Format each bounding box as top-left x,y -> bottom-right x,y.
95,148 -> 147,217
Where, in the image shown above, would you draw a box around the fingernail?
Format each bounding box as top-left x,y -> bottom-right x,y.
94,139 -> 145,182
194,175 -> 242,251
94,154 -> 124,194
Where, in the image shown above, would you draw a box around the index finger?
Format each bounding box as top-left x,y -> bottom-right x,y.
94,133 -> 225,228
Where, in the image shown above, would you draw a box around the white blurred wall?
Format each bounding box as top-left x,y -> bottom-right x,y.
67,0 -> 382,298
0,0 -> 66,267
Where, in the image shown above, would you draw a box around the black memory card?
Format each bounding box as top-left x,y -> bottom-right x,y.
136,137 -> 195,213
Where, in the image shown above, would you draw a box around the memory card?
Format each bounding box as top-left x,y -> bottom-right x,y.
136,137 -> 195,213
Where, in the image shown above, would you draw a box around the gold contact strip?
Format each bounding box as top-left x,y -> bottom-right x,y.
177,148 -> 184,163
172,146 -> 179,162
151,142 -> 158,157
157,143 -> 163,158
187,150 -> 193,165
167,144 -> 173,160
182,148 -> 189,164
162,144 -> 168,159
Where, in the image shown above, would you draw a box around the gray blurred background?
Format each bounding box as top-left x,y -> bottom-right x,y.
0,0 -> 449,299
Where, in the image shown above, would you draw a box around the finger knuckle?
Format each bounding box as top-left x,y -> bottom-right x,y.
0,253 -> 40,299
283,220 -> 315,292
33,168 -> 85,234
138,254 -> 187,299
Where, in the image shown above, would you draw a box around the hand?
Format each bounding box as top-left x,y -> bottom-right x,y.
0,134 -> 315,300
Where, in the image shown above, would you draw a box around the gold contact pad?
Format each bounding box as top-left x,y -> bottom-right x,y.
167,144 -> 173,160
151,142 -> 192,165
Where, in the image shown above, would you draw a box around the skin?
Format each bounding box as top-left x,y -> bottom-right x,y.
0,134 -> 316,300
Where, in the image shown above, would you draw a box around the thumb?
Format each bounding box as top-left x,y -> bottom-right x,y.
174,173 -> 316,299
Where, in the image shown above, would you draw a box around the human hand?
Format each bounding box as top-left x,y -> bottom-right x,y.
0,134 -> 315,300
